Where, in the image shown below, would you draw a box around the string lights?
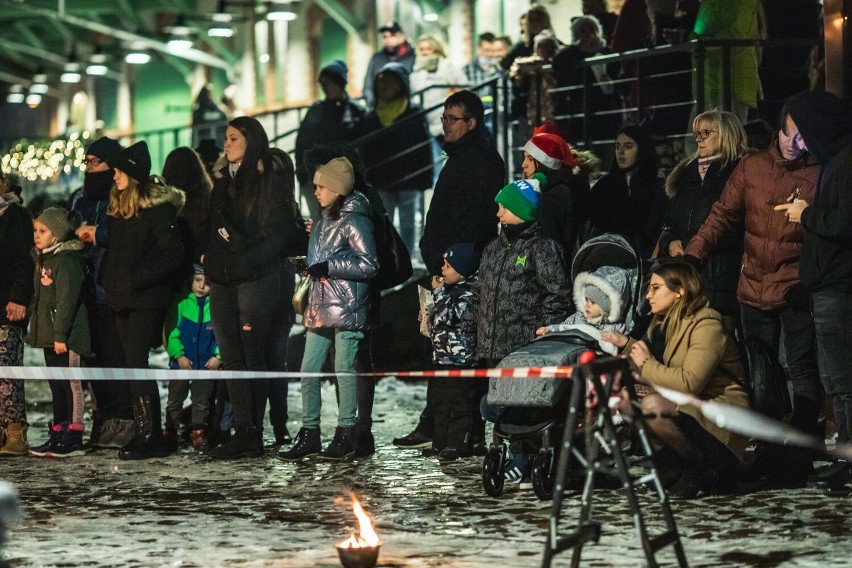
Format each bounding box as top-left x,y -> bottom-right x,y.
1,131 -> 92,182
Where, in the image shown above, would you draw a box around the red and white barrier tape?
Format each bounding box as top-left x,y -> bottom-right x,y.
0,365 -> 574,382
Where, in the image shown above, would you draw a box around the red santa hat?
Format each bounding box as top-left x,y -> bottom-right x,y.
524,133 -> 578,173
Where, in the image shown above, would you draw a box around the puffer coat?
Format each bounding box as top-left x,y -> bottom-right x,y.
685,144 -> 820,309
464,222 -> 571,361
302,191 -> 378,331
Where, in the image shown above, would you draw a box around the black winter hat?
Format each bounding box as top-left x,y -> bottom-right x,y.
109,140 -> 152,182
85,137 -> 124,162
444,242 -> 479,278
319,60 -> 348,89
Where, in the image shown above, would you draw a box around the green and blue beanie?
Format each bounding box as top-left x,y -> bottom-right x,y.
495,172 -> 546,222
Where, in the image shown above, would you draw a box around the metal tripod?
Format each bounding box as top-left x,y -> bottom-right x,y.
541,357 -> 688,568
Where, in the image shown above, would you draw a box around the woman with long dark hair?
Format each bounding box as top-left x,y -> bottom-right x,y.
203,116 -> 306,459
584,124 -> 667,257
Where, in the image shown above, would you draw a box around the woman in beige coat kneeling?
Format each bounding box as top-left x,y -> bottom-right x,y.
604,261 -> 749,499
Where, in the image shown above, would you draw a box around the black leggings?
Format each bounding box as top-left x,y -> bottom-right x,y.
44,349 -> 85,425
112,309 -> 165,402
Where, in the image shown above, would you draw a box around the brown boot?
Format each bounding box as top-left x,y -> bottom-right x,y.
0,422 -> 29,456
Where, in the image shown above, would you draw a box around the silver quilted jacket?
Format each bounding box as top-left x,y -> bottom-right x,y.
302,191 -> 378,330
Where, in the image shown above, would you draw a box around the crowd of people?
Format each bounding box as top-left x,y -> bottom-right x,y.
0,1 -> 848,502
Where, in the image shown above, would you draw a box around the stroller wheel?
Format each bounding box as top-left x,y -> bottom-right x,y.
482,446 -> 505,497
532,452 -> 555,501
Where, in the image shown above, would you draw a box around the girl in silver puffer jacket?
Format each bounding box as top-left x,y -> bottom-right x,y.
279,157 -> 378,462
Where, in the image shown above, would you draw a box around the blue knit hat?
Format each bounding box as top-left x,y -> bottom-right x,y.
495,172 -> 546,222
444,242 -> 479,278
319,60 -> 348,89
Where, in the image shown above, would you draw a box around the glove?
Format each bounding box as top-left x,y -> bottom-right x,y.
307,261 -> 329,279
784,283 -> 811,312
681,254 -> 703,270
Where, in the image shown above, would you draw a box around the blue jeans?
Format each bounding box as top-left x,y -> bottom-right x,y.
378,188 -> 421,257
812,290 -> 852,441
300,328 -> 363,429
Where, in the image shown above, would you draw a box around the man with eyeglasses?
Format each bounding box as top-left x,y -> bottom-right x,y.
774,90 -> 852,495
392,90 -> 505,451
684,99 -> 821,489
70,137 -> 136,451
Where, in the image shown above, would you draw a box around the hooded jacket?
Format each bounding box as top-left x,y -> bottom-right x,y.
359,62 -> 434,193
430,274 -> 478,367
786,91 -> 852,293
419,125 -> 505,274
167,292 -> 219,370
28,239 -> 91,357
363,40 -> 416,110
101,184 -> 186,311
0,193 -> 34,329
302,191 -> 379,331
685,142 -> 820,309
464,222 -> 572,360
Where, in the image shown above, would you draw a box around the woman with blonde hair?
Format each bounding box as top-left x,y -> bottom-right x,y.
604,261 -> 749,498
97,140 -> 186,460
657,109 -> 748,321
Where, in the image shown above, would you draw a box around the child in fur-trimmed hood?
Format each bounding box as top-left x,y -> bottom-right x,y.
536,264 -> 631,354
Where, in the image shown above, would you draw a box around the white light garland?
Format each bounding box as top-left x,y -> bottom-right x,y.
1,131 -> 92,182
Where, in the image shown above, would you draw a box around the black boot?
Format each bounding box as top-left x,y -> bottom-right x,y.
267,424 -> 292,448
277,427 -> 321,461
118,396 -> 169,460
208,426 -> 263,459
163,423 -> 179,454
318,426 -> 355,461
352,423 -> 375,458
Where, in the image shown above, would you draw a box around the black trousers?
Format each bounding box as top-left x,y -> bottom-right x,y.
87,303 -> 132,420
210,271 -> 280,431
266,271 -> 295,431
112,308 -> 165,402
431,365 -> 483,452
740,303 -> 822,435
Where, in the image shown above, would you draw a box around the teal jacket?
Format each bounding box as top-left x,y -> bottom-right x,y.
167,292 -> 219,369
28,240 -> 91,357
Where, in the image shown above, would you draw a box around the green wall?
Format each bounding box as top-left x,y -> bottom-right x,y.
320,17 -> 348,70
133,62 -> 192,172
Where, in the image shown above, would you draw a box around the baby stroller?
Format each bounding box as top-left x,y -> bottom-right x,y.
481,234 -> 643,499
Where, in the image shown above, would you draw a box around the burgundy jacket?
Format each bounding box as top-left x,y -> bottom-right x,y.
685,143 -> 820,310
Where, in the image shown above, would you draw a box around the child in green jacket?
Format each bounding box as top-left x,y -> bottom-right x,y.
29,207 -> 91,458
165,265 -> 220,451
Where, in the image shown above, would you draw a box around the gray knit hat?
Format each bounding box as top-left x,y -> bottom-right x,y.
584,284 -> 612,317
36,206 -> 79,242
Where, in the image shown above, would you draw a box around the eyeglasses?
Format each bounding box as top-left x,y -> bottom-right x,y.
692,129 -> 717,141
440,114 -> 471,125
84,157 -> 103,167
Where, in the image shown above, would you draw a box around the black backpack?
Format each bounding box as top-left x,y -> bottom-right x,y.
361,186 -> 413,290
738,337 -> 792,420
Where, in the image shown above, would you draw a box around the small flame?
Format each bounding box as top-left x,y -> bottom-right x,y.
337,494 -> 380,549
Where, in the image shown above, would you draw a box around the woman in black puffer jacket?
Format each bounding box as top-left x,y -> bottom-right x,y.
658,110 -> 748,322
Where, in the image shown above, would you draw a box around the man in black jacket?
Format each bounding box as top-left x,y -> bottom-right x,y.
775,90 -> 852,494
393,90 -> 505,449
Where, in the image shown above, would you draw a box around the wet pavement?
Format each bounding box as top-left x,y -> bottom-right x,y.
3,355 -> 852,567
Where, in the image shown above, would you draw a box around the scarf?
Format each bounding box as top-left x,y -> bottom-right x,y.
697,154 -> 721,180
376,97 -> 409,127
501,221 -> 532,242
83,170 -> 114,201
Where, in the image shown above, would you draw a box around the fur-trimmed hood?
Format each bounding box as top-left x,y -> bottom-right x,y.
145,183 -> 186,211
572,265 -> 631,324
52,239 -> 85,254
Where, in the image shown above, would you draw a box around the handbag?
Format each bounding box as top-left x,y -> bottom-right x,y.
373,212 -> 413,290
292,276 -> 310,316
